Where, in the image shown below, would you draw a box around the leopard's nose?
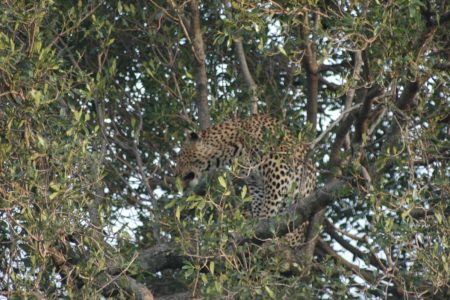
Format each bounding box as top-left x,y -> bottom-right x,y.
180,172 -> 199,190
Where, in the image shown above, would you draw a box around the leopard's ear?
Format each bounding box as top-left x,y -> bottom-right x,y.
190,132 -> 199,141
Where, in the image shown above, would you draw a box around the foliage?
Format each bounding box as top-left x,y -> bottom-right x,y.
1,0 -> 449,299
0,1 -> 136,298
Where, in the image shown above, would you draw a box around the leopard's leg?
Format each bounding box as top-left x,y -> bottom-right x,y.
286,159 -> 317,248
258,160 -> 292,218
248,185 -> 265,217
285,221 -> 309,248
247,172 -> 266,218
258,160 -> 312,247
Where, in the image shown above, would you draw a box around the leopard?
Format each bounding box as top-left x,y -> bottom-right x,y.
175,114 -> 316,247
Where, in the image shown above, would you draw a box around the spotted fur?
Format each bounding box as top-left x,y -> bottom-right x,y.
175,115 -> 316,247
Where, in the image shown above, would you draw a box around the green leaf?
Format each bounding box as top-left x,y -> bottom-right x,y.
241,185 -> 247,199
197,198 -> 206,210
30,89 -> 42,107
401,207 -> 413,220
435,211 -> 443,224
265,286 -> 276,299
214,280 -> 222,292
385,217 -> 393,232
218,176 -> 227,189
175,178 -> 183,193
175,206 -> 181,221
278,46 -> 287,56
209,261 -> 215,275
164,199 -> 176,209
106,38 -> 115,46
49,192 -> 59,200
201,273 -> 208,284
258,38 -> 264,50
50,182 -> 60,192
36,134 -> 47,148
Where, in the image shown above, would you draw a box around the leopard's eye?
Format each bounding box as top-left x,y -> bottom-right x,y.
183,172 -> 195,181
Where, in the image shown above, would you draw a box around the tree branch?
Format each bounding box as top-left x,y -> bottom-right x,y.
188,0 -> 210,130
311,103 -> 363,149
138,241 -> 184,273
318,75 -> 341,91
302,40 -> 319,129
316,238 -> 377,284
302,209 -> 325,265
352,88 -> 384,159
343,50 -> 363,152
155,292 -> 191,300
234,38 -> 258,114
324,220 -> 387,271
49,244 -> 154,300
224,1 -> 258,115
329,113 -> 355,167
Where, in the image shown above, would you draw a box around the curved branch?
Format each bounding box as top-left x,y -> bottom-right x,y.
234,38 -> 258,114
311,103 -> 363,149
224,1 -> 258,115
316,238 -> 377,283
324,220 -> 387,271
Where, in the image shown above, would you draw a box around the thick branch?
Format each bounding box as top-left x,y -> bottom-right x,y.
224,1 -> 258,115
50,245 -> 154,300
381,78 -> 427,168
343,50 -> 363,152
329,114 -> 355,167
188,0 -> 210,130
324,220 -> 387,270
352,89 -> 384,157
345,50 -> 363,110
302,41 -> 319,129
372,13 -> 439,180
138,241 -> 184,273
120,277 -> 155,300
298,13 -> 322,263
234,38 -> 258,114
302,209 -> 325,265
316,238 -> 377,284
156,292 -> 191,300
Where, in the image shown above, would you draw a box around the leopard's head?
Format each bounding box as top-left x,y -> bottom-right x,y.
175,132 -> 216,189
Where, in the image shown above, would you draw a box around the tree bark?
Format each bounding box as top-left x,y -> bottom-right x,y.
224,1 -> 258,115
189,0 -> 210,130
302,41 -> 319,129
234,38 -> 258,114
300,13 -> 321,263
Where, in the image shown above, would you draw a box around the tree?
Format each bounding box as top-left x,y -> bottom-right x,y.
0,0 -> 448,299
